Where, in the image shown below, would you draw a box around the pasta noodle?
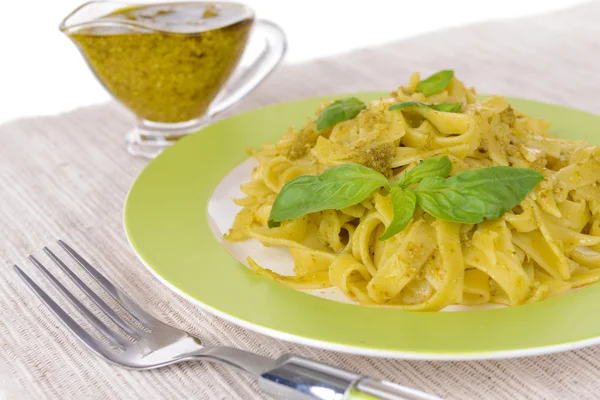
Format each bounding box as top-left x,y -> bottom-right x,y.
226,72 -> 600,311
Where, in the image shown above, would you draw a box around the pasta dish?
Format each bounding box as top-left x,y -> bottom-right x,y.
225,70 -> 600,311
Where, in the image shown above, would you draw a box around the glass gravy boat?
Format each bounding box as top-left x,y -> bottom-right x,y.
60,1 -> 286,158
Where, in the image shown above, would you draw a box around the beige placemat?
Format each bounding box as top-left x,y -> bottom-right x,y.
2,2 -> 600,399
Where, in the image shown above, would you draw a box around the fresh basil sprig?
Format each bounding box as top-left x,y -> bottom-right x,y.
379,187 -> 417,240
268,164 -> 389,228
414,167 -> 544,223
416,70 -> 454,97
428,102 -> 462,113
316,97 -> 367,131
395,156 -> 452,187
268,157 -> 543,240
388,101 -> 462,113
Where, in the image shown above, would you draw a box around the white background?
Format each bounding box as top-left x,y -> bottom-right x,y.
0,0 -> 587,124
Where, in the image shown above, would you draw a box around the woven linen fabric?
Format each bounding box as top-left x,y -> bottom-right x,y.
2,2 -> 600,399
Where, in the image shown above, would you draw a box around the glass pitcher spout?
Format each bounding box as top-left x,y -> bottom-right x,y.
60,1 -> 155,35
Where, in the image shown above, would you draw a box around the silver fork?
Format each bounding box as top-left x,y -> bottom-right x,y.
14,240 -> 441,400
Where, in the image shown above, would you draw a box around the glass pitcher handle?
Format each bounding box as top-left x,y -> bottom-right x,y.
208,19 -> 287,118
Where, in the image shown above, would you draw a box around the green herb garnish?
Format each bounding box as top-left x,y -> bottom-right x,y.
416,70 -> 454,97
268,157 -> 544,239
414,167 -> 544,224
316,97 -> 367,131
388,101 -> 462,113
379,187 -> 417,240
395,156 -> 453,187
267,164 -> 389,228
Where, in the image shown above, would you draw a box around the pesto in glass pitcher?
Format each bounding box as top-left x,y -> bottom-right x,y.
61,1 -> 286,158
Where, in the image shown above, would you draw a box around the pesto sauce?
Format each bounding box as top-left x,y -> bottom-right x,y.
70,2 -> 253,123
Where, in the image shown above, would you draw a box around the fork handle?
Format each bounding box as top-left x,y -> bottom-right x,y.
259,355 -> 442,400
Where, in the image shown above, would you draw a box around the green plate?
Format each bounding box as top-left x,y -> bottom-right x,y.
124,93 -> 600,360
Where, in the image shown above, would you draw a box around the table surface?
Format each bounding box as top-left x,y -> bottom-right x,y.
2,2 -> 600,399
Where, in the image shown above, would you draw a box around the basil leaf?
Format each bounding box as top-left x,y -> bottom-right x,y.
380,187 -> 417,240
416,70 -> 454,97
388,101 -> 461,113
316,97 -> 367,131
431,103 -> 462,113
414,166 -> 544,224
396,156 -> 452,188
268,164 -> 390,226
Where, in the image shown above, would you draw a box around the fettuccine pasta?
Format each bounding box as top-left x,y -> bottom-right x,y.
226,72 -> 600,311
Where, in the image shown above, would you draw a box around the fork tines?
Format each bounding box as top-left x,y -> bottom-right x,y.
14,241 -> 156,358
